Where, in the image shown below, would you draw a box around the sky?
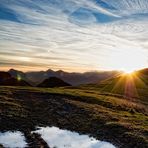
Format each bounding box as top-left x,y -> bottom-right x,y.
0,0 -> 148,72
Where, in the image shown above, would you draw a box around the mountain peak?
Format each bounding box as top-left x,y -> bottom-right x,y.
37,76 -> 71,88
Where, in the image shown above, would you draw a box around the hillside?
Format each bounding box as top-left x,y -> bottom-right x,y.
0,71 -> 31,86
0,85 -> 147,148
8,69 -> 34,85
0,72 -> 11,81
37,76 -> 71,88
80,69 -> 148,104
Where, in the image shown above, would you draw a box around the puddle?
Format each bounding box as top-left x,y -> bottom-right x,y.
32,126 -> 116,148
0,127 -> 116,148
0,131 -> 27,148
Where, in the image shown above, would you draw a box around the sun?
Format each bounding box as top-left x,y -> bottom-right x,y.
107,48 -> 147,72
124,69 -> 135,74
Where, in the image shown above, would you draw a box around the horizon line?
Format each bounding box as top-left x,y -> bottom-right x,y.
0,67 -> 147,74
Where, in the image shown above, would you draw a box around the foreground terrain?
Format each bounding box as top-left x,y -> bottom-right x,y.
0,84 -> 148,148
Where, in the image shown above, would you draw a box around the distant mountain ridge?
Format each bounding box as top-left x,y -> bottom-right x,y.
7,69 -> 121,86
0,68 -> 147,90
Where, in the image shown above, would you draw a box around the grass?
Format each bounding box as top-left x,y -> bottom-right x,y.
0,83 -> 148,147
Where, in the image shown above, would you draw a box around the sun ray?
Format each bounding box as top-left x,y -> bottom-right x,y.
99,70 -> 147,100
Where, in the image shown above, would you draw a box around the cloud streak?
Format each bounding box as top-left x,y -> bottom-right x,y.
0,0 -> 148,72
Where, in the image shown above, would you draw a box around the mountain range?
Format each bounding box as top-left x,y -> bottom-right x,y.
0,68 -> 147,97
8,69 -> 121,86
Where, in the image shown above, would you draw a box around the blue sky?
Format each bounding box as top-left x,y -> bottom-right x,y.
0,0 -> 148,72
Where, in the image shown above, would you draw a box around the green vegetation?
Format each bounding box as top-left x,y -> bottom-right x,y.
0,82 -> 148,148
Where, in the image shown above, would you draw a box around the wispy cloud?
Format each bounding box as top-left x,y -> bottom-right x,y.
0,0 -> 148,72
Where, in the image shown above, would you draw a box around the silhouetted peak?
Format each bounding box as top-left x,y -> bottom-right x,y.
8,68 -> 15,72
9,68 -> 24,73
56,70 -> 68,76
46,69 -> 55,73
56,70 -> 65,73
8,68 -> 21,73
37,76 -> 71,88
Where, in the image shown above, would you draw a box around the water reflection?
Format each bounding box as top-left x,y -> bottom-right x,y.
33,126 -> 116,148
0,131 -> 27,148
